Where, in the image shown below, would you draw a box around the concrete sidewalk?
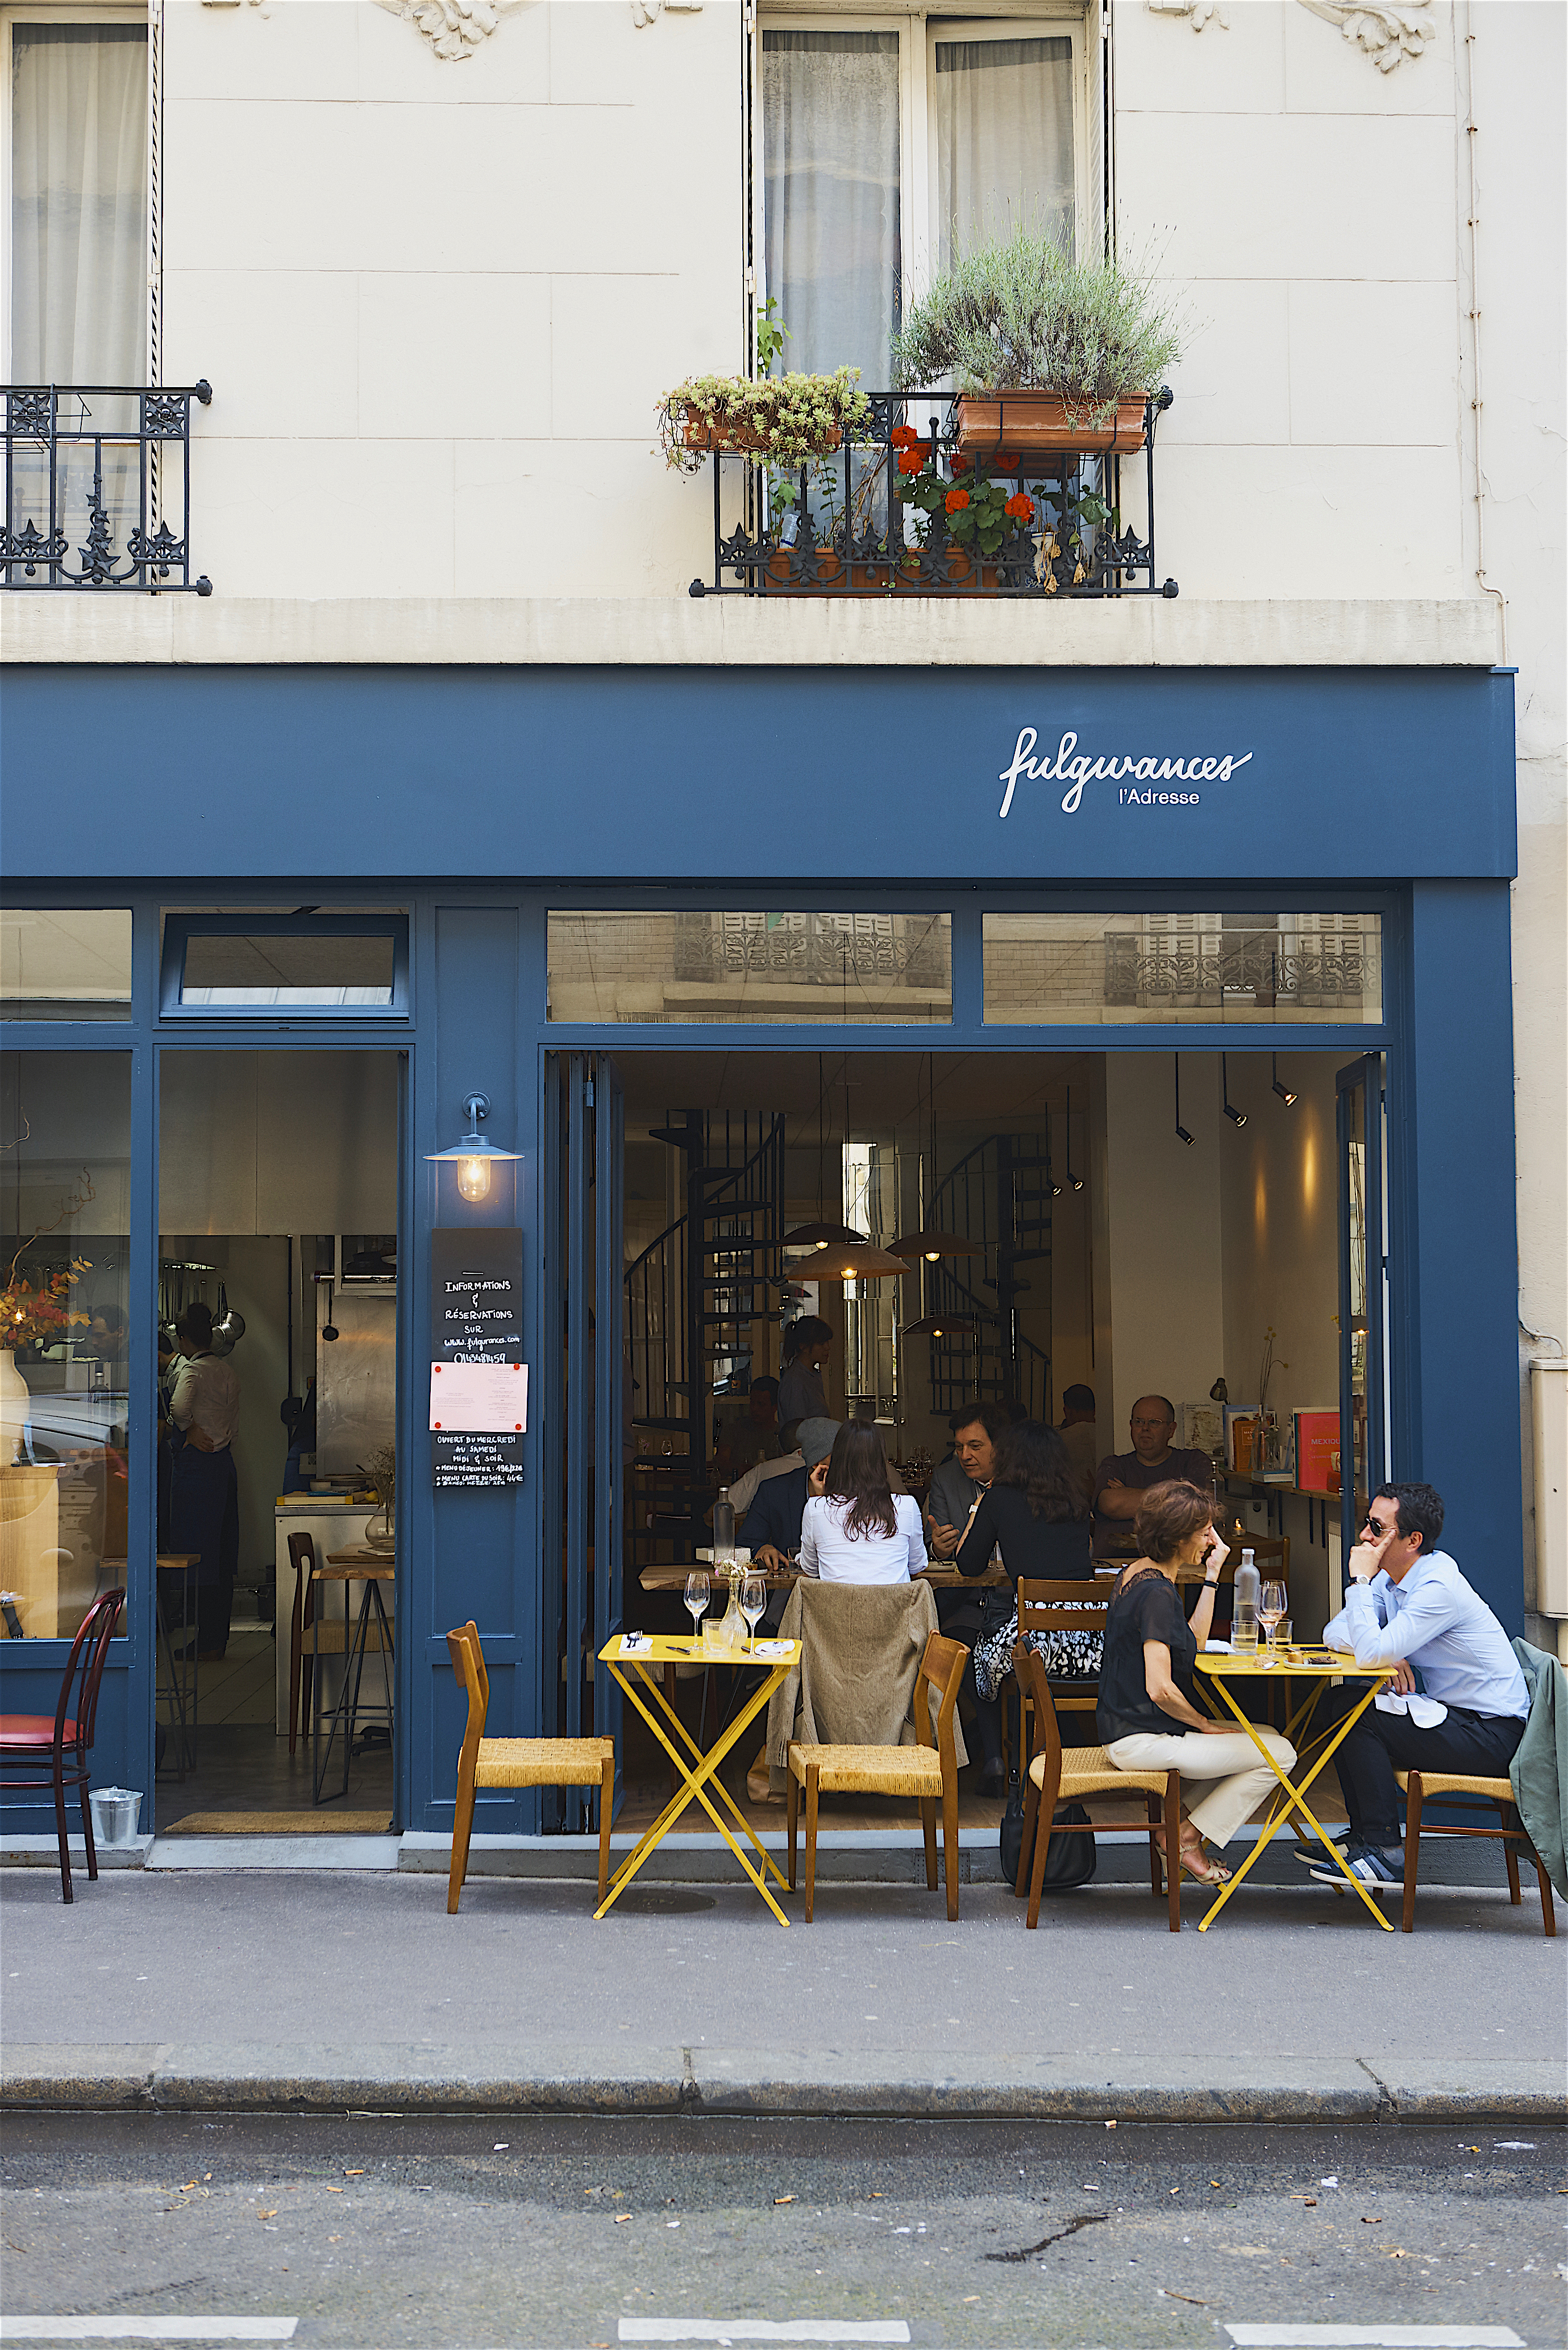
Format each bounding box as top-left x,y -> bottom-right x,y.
3,1863 -> 1563,2125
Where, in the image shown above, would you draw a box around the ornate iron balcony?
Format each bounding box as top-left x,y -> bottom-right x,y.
689,387 -> 1176,601
2,383 -> 212,593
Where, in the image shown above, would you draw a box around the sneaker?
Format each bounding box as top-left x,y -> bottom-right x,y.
1294,1833 -> 1353,1866
1309,1845 -> 1401,1892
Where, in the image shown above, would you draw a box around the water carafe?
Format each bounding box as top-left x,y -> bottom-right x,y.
1232,1548 -> 1260,1653
712,1487 -> 735,1561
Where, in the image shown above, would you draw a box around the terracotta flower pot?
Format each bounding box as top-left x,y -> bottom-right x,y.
955,391 -> 1147,457
684,406 -> 842,458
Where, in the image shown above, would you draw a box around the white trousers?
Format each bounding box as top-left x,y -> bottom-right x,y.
1106,1726 -> 1297,1849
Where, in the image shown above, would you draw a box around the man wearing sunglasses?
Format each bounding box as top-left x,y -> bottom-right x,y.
1304,1480 -> 1529,1892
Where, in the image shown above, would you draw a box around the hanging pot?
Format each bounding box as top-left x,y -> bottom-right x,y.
211,1283 -> 246,1356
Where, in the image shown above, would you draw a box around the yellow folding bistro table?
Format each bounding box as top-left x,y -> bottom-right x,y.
1193,1648 -> 1396,1932
594,1632 -> 801,1926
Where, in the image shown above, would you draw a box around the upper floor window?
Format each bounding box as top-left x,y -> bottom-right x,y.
760,14 -> 1088,384
5,13 -> 147,383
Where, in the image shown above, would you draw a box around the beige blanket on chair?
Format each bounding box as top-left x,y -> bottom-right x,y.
765,1579 -> 968,1794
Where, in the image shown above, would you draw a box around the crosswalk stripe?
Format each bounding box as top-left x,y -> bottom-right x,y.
1224,2327 -> 1525,2348
0,2326 -> 299,2343
617,2326 -> 911,2345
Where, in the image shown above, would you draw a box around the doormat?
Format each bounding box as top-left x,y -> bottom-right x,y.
159,1811 -> 394,1836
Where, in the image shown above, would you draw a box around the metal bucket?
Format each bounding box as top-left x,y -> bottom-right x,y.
88,1787 -> 142,1846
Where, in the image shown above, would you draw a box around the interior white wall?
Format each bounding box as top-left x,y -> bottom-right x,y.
1102,1051 -> 1225,1442
1217,1050 -> 1340,1428
221,1235 -> 290,1593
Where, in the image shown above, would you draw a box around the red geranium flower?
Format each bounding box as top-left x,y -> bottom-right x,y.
945,487 -> 970,514
997,451 -> 1019,471
949,452 -> 972,474
1005,492 -> 1034,522
889,424 -> 920,450
896,446 -> 926,476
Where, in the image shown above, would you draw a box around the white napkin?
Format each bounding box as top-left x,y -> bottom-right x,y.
1204,1639 -> 1236,1654
1374,1689 -> 1448,1728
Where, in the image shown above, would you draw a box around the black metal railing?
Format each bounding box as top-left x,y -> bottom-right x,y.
2,382 -> 212,593
690,386 -> 1175,601
1104,928 -> 1378,1013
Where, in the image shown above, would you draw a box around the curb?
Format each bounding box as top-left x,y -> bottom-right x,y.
3,2046 -> 1562,2125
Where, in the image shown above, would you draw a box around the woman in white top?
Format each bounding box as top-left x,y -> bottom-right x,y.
800,1425 -> 928,1585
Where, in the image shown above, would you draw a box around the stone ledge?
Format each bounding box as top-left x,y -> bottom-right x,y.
0,595 -> 1503,670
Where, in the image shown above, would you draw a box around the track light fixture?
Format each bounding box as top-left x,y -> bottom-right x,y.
1271,1054 -> 1297,1107
1174,1054 -> 1194,1147
1221,1054 -> 1248,1128
1065,1084 -> 1084,1191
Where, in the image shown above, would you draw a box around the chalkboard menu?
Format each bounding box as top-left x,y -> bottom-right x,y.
430,1227 -> 526,1489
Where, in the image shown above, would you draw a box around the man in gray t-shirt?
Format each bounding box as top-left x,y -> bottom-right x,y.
1092,1394 -> 1213,1555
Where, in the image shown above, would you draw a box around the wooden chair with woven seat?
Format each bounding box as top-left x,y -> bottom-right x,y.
446,1621 -> 614,1912
787,1629 -> 967,1923
1012,1643 -> 1182,1932
1007,1572 -> 1110,1771
1397,1766 -> 1556,1937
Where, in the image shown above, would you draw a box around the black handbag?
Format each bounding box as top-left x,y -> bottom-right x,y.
999,1675 -> 1097,1894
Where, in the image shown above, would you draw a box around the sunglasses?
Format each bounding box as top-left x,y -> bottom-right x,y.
1362,1514 -> 1396,1538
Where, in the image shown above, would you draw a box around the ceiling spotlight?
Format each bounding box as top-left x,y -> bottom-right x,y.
1272,1053 -> 1297,1107
1222,1054 -> 1248,1128
1174,1054 -> 1194,1147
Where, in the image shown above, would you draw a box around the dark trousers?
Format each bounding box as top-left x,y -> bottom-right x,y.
1319,1684 -> 1525,1848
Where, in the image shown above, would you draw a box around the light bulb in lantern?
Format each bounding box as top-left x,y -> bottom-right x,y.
457,1154 -> 492,1204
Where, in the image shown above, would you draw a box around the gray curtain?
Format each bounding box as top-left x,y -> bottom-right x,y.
934,35 -> 1074,270
762,29 -> 900,384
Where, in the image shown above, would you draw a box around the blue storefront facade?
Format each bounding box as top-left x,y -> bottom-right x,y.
0,657 -> 1522,1838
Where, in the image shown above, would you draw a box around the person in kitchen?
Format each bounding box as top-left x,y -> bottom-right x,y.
167,1301 -> 242,1659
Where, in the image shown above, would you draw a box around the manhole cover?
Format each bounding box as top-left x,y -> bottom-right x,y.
610,1889 -> 717,1915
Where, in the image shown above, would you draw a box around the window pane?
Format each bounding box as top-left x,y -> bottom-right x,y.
763,30 -> 900,381
983,914 -> 1383,1025
10,24 -> 148,380
1,1052 -> 131,1641
934,36 -> 1075,272
180,933 -> 396,1008
548,912 -> 951,1025
1,909 -> 132,1021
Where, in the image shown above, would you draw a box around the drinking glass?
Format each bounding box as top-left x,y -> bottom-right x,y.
1259,1579 -> 1287,1666
684,1570 -> 710,1645
740,1570 -> 766,1653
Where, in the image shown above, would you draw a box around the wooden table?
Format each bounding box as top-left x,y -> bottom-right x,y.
639,1563 -> 1008,1594
1192,1647 -> 1396,1932
315,1550 -> 396,1804
595,1631 -> 801,1926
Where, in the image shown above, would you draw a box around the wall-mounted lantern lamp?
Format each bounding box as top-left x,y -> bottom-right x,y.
426,1092 -> 522,1204
1174,1054 -> 1194,1147
1271,1054 -> 1298,1107
1221,1055 -> 1248,1128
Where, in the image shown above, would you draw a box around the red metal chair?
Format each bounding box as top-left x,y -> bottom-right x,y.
0,1589 -> 126,1902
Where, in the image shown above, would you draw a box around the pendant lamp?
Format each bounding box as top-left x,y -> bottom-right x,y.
888,1054 -> 981,1259
903,1311 -> 978,1339
807,1238 -> 912,1282
783,1051 -> 867,1250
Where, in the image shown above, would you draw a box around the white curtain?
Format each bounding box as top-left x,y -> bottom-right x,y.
934,36 -> 1074,271
11,23 -> 147,381
762,30 -> 900,384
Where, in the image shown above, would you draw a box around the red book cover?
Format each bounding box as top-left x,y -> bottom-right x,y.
1295,1409 -> 1340,1493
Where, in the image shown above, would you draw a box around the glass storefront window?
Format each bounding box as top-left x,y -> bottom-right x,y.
0,1052 -> 132,1640
548,911 -> 952,1025
1,909 -> 132,1022
983,912 -> 1383,1025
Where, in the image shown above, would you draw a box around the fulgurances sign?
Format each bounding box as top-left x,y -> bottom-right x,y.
998,727 -> 1254,818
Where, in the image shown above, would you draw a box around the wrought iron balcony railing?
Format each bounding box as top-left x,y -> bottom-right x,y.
689,387 -> 1176,601
2,382 -> 212,593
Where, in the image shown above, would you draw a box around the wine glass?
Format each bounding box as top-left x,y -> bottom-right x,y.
1259,1579 -> 1287,1666
740,1569 -> 766,1653
684,1569 -> 710,1647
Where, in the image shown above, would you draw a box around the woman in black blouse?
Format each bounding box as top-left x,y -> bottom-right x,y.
955,1419 -> 1091,1791
1098,1480 -> 1295,1884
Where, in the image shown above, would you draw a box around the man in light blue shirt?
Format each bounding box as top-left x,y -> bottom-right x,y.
1307,1480 -> 1528,1893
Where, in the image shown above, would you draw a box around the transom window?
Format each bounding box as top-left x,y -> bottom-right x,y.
760,14 -> 1091,383
160,914 -> 410,1016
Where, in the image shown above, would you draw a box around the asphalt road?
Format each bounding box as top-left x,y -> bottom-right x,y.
2,2114 -> 1563,2348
